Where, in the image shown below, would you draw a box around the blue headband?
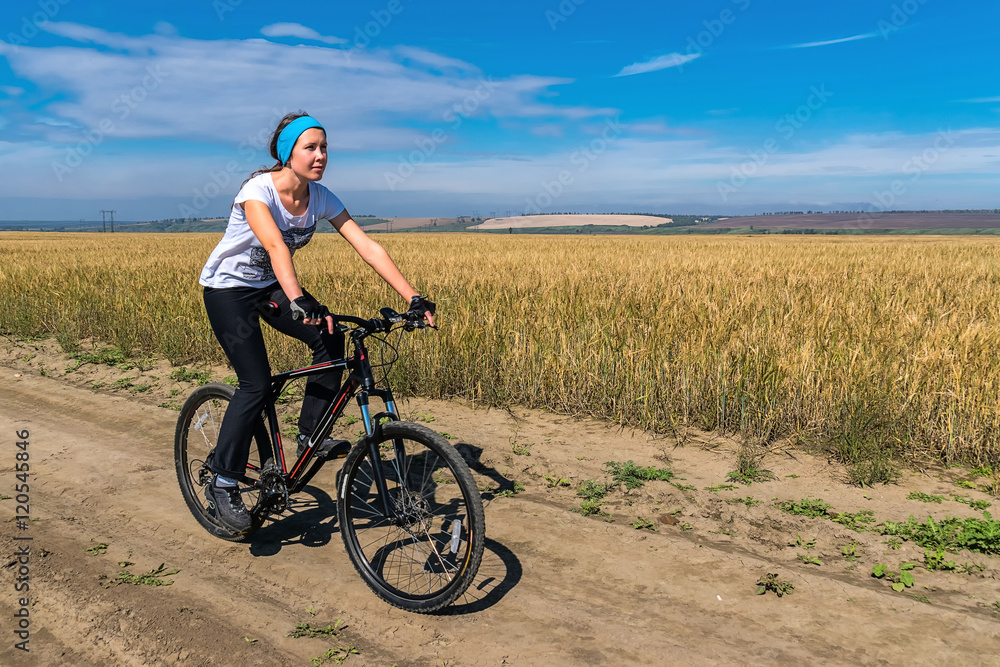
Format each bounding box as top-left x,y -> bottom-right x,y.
276,116 -> 325,164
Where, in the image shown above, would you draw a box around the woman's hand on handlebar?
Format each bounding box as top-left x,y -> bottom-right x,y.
408,295 -> 436,328
291,295 -> 336,333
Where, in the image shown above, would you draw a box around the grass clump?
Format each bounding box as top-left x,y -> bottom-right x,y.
952,495 -> 992,511
169,366 -> 211,384
878,512 -> 1000,555
755,573 -> 794,597
830,509 -> 877,532
777,498 -> 831,518
290,620 -> 343,638
604,460 -> 673,489
907,492 -> 944,503
114,563 -> 180,586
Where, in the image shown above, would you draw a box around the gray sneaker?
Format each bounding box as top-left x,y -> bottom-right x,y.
296,434 -> 351,461
205,480 -> 252,533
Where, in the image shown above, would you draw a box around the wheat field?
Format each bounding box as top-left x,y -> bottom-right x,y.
3,231 -> 1000,466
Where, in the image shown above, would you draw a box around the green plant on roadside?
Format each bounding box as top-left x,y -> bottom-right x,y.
907,492 -> 944,503
952,495 -> 992,511
727,495 -> 762,508
726,446 -> 775,485
878,512 -> 1000,555
755,573 -> 794,597
831,509 -> 877,532
957,562 -> 984,575
924,548 -> 957,572
777,498 -> 831,518
705,483 -> 738,492
169,366 -> 211,384
632,517 -> 655,531
545,474 -> 571,488
884,537 -> 903,550
797,553 -> 821,566
495,481 -> 525,498
114,563 -> 180,586
790,535 -> 816,550
511,441 -> 532,456
85,543 -> 109,555
310,646 -> 359,666
872,563 -> 915,592
289,620 -> 343,638
842,541 -> 858,561
604,460 -> 673,489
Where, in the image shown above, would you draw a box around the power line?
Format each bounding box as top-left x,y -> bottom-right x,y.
100,209 -> 116,232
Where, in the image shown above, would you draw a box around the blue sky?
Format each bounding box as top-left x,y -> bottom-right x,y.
1,0 -> 998,220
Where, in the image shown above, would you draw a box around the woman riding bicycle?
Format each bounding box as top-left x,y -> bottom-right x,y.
198,111 -> 434,533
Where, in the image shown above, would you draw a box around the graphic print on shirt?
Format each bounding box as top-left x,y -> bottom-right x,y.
238,224 -> 317,282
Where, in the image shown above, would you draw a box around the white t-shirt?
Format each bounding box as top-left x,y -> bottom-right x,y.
199,173 -> 346,289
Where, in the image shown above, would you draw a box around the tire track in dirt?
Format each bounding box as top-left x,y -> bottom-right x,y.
1,371 -> 998,665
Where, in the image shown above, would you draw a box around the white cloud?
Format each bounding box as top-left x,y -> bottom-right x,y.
613,53 -> 699,78
0,22 -> 614,150
393,46 -> 477,72
786,32 -> 879,49
959,96 -> 1000,104
260,22 -> 347,45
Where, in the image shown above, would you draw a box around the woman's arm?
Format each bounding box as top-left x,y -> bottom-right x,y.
245,200 -> 331,329
330,209 -> 434,325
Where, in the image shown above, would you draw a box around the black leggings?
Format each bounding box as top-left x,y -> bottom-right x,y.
203,285 -> 344,480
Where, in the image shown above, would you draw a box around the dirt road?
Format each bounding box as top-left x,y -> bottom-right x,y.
1,365 -> 999,665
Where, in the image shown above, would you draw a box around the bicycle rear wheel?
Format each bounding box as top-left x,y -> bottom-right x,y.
174,383 -> 270,542
338,421 -> 485,613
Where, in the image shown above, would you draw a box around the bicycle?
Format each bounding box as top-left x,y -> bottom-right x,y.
174,305 -> 486,613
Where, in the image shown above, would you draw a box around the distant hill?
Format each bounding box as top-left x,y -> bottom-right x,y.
698,212 -> 1000,233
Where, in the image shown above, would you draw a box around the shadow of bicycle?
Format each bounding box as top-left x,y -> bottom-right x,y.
247,482 -> 340,557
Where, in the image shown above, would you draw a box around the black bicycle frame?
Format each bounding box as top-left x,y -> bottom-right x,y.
252,334 -> 402,515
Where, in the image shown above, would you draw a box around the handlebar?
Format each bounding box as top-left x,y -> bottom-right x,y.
330,307 -> 434,337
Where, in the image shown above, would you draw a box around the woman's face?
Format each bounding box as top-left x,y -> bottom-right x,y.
288,128 -> 327,180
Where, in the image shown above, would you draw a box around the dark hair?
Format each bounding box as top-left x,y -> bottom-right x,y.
240,110 -> 312,188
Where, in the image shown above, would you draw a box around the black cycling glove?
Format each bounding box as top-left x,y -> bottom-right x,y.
408,295 -> 436,318
290,295 -> 330,322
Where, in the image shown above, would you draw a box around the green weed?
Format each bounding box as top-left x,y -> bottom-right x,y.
777,498 -> 831,518
705,484 -> 738,492
114,563 -> 180,586
952,495 -> 992,511
956,480 -> 977,490
924,548 -> 957,572
878,512 -> 1000,555
544,474 -> 571,488
289,620 -> 344,638
756,573 -> 794,597
872,563 -> 915,592
85,543 -> 109,555
727,495 -> 762,508
831,509 -> 877,532
797,553 -> 821,566
169,366 -> 211,384
309,646 -> 359,666
632,517 -> 655,531
604,460 -> 673,489
907,492 -> 944,503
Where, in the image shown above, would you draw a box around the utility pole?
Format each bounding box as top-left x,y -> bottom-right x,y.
100,209 -> 116,232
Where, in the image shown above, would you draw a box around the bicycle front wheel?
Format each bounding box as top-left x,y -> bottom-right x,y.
338,421 -> 485,613
174,383 -> 270,542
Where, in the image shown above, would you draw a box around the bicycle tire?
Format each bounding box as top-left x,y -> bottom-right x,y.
174,383 -> 270,542
338,421 -> 485,613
